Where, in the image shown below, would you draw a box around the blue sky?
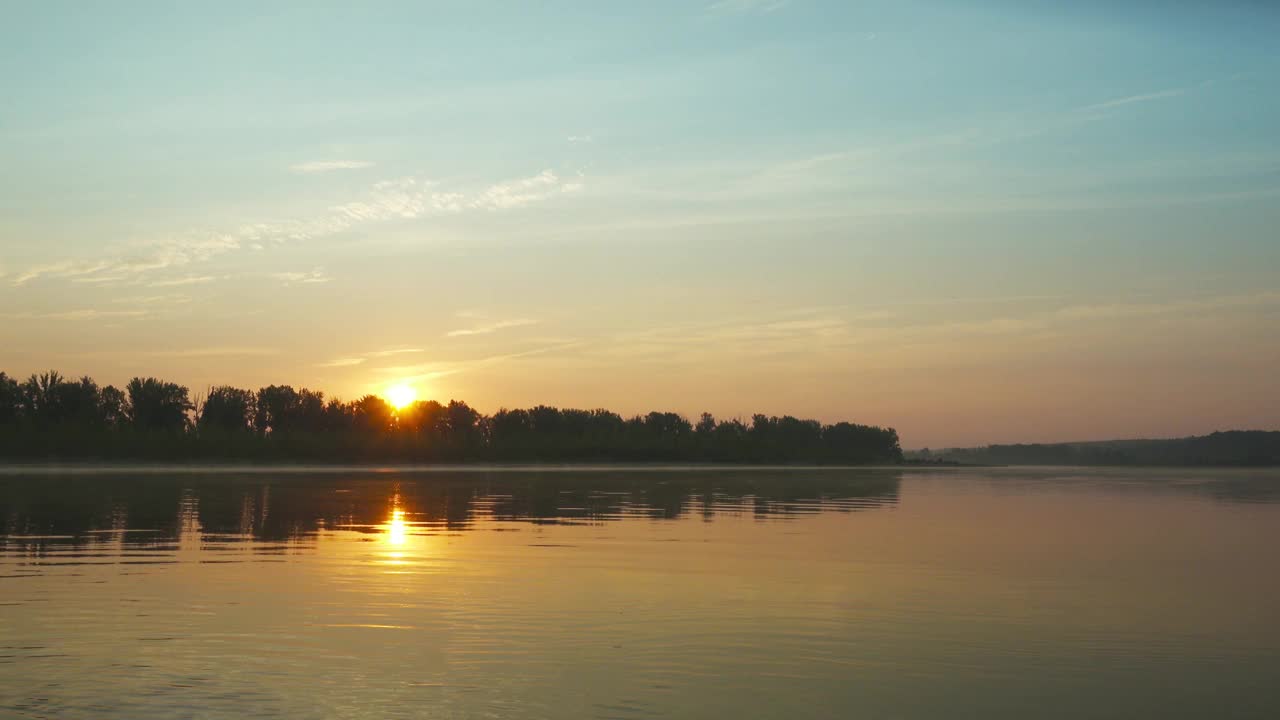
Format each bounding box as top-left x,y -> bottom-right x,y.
1,0 -> 1278,446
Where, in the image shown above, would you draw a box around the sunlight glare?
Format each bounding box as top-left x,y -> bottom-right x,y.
385,384 -> 416,410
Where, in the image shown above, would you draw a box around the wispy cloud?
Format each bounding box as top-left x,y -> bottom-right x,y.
377,342 -> 579,384
722,77 -> 1226,215
149,275 -> 217,288
375,362 -> 462,384
1081,87 -> 1187,112
708,0 -> 790,14
446,318 -> 538,337
316,357 -> 367,368
884,293 -> 1066,308
291,160 -> 375,173
110,294 -> 191,306
271,269 -> 330,285
2,309 -> 150,321
11,169 -> 584,288
13,238 -> 236,287
316,347 -> 426,368
13,260 -> 115,286
563,288 -> 1280,369
145,347 -> 280,358
326,170 -> 581,223
52,309 -> 149,321
1055,290 -> 1280,320
468,170 -> 581,210
586,309 -> 854,363
71,275 -> 131,285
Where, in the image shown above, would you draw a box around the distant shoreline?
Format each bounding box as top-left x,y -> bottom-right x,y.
3,460 -> 1277,475
0,460 -> 916,474
907,430 -> 1280,468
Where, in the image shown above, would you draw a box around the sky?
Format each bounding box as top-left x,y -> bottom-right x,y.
1,0 -> 1278,448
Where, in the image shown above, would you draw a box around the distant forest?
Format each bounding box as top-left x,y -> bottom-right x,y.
911,432 -> 1280,467
0,371 -> 903,464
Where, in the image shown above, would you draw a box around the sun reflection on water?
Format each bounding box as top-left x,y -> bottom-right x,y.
386,508 -> 407,547
380,500 -> 415,568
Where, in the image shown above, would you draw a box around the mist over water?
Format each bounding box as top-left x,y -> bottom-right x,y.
2,467 -> 1278,719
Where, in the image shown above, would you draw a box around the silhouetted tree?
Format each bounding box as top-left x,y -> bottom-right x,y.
0,372 -> 20,424
100,386 -> 129,427
296,389 -> 326,432
696,412 -> 717,436
322,397 -> 353,432
199,386 -> 256,433
398,399 -> 447,438
126,377 -> 193,432
351,395 -> 393,434
823,422 -> 902,463
445,400 -> 482,446
20,370 -> 64,424
252,385 -> 330,434
58,376 -> 106,426
254,385 -> 300,434
12,371 -> 113,427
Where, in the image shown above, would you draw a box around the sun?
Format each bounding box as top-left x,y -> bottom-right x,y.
384,383 -> 417,410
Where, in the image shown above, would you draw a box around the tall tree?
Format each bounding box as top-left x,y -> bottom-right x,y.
127,377 -> 193,431
199,386 -> 256,433
20,370 -> 64,423
255,385 -> 301,434
100,386 -> 129,427
56,376 -> 105,426
351,395 -> 393,434
0,372 -> 20,424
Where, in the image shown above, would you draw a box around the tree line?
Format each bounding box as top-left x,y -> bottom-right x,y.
0,370 -> 903,463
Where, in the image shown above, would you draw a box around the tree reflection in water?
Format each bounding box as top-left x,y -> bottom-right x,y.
0,469 -> 903,553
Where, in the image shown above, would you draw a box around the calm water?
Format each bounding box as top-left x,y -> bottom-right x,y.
1,466 -> 1278,719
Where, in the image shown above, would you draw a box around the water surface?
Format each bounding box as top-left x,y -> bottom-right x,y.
2,466 -> 1278,718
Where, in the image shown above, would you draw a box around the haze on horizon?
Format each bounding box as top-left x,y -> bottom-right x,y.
1,1 -> 1277,449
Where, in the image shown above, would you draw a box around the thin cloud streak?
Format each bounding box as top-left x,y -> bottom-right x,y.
317,347 -> 425,368
271,269 -> 330,285
71,276 -> 132,285
743,79 -> 1214,204
377,342 -> 582,384
145,347 -> 281,358
149,275 -> 217,287
1082,87 -> 1187,112
446,319 -> 538,337
1055,290 -> 1280,320
291,160 -> 375,173
708,0 -> 790,14
13,260 -> 114,286
2,309 -> 150,321
15,247 -> 230,287
317,357 -> 368,368
110,295 -> 191,306
569,289 -> 1280,366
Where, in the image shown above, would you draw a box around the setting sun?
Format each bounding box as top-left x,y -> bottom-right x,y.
385,384 -> 416,410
